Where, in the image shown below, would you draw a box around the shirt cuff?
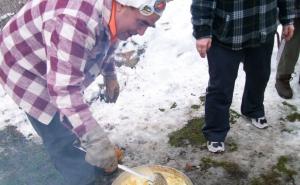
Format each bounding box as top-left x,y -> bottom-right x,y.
193,25 -> 212,39
72,117 -> 99,137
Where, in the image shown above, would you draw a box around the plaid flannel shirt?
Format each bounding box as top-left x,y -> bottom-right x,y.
0,0 -> 118,135
191,0 -> 295,50
296,1 -> 300,18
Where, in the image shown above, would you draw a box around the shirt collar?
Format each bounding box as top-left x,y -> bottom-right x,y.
97,0 -> 119,43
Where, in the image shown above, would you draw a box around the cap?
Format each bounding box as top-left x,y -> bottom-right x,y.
116,0 -> 167,16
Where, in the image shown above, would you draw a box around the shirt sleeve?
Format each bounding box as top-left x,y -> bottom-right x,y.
190,0 -> 216,39
43,14 -> 102,137
101,45 -> 117,80
278,0 -> 295,25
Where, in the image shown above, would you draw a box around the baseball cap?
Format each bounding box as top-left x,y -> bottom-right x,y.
116,0 -> 167,16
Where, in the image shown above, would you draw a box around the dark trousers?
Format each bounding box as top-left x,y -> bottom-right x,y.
26,113 -> 113,185
203,39 -> 274,142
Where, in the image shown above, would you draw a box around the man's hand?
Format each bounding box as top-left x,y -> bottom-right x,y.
196,38 -> 212,58
80,126 -> 118,173
282,24 -> 294,41
104,77 -> 120,103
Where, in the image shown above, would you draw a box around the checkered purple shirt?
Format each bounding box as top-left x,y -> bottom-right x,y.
0,0 -> 117,135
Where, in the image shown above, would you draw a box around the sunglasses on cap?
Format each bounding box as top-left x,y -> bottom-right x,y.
139,0 -> 166,16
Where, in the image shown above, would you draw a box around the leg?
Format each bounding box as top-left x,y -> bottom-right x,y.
241,37 -> 274,118
275,19 -> 300,98
26,113 -> 112,185
204,41 -> 242,142
276,18 -> 300,77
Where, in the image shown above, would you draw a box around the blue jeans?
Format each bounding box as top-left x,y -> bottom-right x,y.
204,38 -> 274,142
26,113 -> 115,185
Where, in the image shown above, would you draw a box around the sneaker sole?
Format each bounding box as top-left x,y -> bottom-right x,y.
207,142 -> 225,153
208,148 -> 225,153
241,115 -> 269,129
251,122 -> 269,129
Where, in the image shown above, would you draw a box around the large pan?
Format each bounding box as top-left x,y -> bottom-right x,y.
112,165 -> 193,185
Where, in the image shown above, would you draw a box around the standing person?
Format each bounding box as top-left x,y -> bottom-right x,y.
276,1 -> 300,99
0,0 -> 167,184
191,0 -> 294,153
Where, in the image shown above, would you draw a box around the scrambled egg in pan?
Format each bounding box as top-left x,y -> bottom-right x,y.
120,171 -> 187,185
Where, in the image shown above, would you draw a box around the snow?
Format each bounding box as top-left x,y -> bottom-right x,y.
1,0 -> 300,183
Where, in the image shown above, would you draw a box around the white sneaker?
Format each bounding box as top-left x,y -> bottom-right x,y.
207,141 -> 225,153
250,117 -> 268,129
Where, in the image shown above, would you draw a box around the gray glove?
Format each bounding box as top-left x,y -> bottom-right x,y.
80,126 -> 117,171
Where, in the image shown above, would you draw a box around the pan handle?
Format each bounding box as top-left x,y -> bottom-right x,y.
118,164 -> 154,182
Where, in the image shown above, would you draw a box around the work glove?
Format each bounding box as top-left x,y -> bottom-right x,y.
80,126 -> 118,173
104,77 -> 120,103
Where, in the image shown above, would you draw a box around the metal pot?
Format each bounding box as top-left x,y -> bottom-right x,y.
112,165 -> 193,185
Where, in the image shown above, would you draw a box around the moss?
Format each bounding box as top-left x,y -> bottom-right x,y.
227,141 -> 238,152
200,157 -> 247,178
286,112 -> 300,122
274,156 -> 297,180
191,104 -> 200,109
282,101 -> 298,112
168,117 -> 206,147
250,171 -> 281,185
229,109 -> 241,124
200,157 -> 215,170
281,128 -> 294,133
250,156 -> 297,185
170,102 -> 177,109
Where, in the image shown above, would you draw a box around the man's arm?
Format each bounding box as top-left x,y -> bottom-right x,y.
43,15 -> 99,135
191,0 -> 215,39
278,0 -> 295,41
278,0 -> 295,25
102,48 -> 117,80
43,15 -> 117,171
102,52 -> 120,103
191,0 -> 215,58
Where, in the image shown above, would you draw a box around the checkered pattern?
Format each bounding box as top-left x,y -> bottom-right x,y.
191,0 -> 295,50
296,1 -> 300,18
0,0 -> 117,134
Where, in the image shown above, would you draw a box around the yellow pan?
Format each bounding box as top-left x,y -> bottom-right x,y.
112,165 -> 193,185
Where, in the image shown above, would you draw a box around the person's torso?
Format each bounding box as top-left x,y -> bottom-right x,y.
0,0 -> 113,123
212,0 -> 278,50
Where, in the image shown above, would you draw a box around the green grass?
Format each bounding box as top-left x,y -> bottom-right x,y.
168,117 -> 206,147
229,109 -> 241,124
250,156 -> 297,185
200,157 -> 247,178
286,112 -> 300,122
